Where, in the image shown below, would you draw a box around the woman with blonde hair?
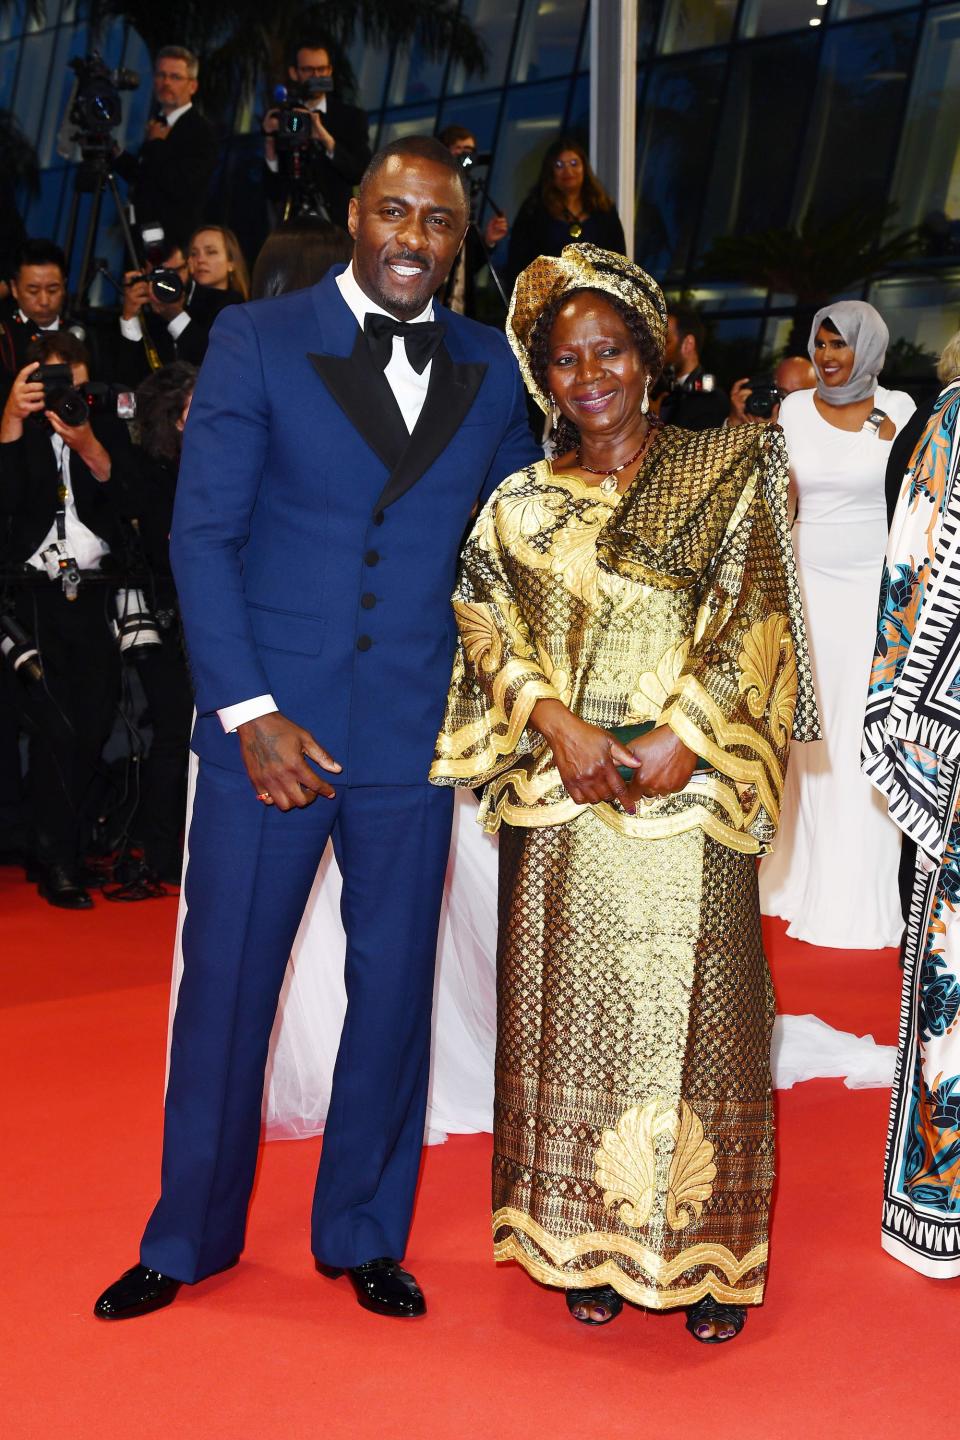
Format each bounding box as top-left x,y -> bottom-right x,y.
187,224 -> 250,300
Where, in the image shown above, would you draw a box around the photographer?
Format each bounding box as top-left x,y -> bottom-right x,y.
113,47 -> 218,249
0,332 -> 127,908
114,231 -> 242,385
114,363 -> 196,884
262,35 -> 371,227
0,239 -> 67,391
726,355 -> 817,427
438,125 -> 509,319
655,304 -> 729,431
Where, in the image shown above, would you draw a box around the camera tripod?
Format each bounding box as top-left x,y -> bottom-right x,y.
62,142 -> 141,308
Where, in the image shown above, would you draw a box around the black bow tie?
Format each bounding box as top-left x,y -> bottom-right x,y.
364,312 -> 445,375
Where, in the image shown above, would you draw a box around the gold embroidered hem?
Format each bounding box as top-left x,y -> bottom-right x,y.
492,1209 -> 767,1308
492,813 -> 775,1311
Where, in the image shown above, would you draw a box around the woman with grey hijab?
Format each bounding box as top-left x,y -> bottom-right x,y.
760,301 -> 915,949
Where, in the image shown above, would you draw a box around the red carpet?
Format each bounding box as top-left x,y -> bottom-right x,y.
1,867 -> 955,1440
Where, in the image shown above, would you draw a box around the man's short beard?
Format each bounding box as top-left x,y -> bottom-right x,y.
368,272 -> 433,319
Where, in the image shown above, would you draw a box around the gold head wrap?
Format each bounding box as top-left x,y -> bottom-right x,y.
506,243 -> 668,414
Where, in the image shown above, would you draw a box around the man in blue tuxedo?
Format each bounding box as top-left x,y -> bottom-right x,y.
94,136 -> 538,1322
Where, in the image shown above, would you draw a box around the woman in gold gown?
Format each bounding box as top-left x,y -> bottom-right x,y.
430,245 -> 818,1342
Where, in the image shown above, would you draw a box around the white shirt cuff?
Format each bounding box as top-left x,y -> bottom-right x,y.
218,694 -> 279,733
265,154 -> 279,173
167,310 -> 191,339
120,315 -> 143,341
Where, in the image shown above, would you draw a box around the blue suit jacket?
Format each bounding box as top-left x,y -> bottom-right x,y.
170,266 -> 539,784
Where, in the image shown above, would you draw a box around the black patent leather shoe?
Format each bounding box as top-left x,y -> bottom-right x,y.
316,1256 -> 426,1317
93,1264 -> 182,1320
93,1255 -> 239,1320
38,863 -> 93,909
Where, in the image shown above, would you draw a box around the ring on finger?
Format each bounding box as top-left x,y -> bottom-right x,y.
256,791 -> 272,803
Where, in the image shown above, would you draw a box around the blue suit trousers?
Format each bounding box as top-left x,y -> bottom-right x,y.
140,758 -> 454,1281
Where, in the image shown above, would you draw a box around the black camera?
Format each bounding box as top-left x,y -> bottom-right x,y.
35,363 -> 89,427
69,52 -> 139,141
291,76 -> 334,101
744,377 -> 783,419
33,366 -> 135,427
271,78 -> 333,153
126,268 -> 185,305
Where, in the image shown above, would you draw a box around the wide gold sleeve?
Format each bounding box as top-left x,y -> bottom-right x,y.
430,490 -> 561,786
657,427 -> 819,831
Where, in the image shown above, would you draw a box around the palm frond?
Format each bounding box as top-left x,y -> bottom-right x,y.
700,205 -> 920,304
83,1 -> 485,115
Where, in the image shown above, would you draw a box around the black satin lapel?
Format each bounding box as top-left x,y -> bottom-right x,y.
308,330 -> 408,471
373,346 -> 488,514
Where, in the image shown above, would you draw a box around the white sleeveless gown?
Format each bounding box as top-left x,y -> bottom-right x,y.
759,386 -> 916,949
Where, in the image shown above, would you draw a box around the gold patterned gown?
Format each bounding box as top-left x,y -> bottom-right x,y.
430,423 -> 819,1309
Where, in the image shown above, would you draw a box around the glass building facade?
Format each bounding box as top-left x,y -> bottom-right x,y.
2,0 -> 958,378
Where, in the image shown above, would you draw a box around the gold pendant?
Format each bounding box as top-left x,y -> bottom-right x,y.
600,475 -> 618,496
568,221 -> 583,239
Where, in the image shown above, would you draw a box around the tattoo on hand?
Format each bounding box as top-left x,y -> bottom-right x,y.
248,725 -> 284,768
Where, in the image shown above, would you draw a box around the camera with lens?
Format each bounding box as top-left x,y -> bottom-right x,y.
35,363 -> 89,428
113,588 -> 163,658
33,365 -> 136,428
271,78 -> 332,153
0,611 -> 43,686
68,53 -> 139,153
125,267 -> 185,306
744,377 -> 783,420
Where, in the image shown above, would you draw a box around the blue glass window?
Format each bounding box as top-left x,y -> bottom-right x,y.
635,54 -> 726,278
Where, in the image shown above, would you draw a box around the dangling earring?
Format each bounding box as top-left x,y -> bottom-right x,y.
550,398 -> 560,431
641,375 -> 651,416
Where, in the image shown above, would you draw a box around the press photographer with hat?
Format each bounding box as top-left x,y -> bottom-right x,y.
0,331 -> 128,908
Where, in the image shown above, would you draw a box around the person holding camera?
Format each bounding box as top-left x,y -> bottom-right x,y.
262,36 -> 371,228
113,47 -> 218,250
0,332 -> 127,908
437,125 -> 508,319
115,232 -> 242,385
654,305 -> 729,431
726,356 -> 816,426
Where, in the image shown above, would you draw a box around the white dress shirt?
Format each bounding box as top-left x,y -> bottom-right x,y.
20,309 -> 59,332
26,435 -> 111,573
217,262 -> 436,734
162,101 -> 193,129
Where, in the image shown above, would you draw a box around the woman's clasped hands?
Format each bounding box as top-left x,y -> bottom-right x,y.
530,698 -> 696,813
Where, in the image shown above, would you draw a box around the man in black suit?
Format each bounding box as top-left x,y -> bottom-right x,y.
0,332 -> 127,908
262,35 -> 371,228
113,46 -> 219,250
656,304 -> 729,431
0,239 -> 68,394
